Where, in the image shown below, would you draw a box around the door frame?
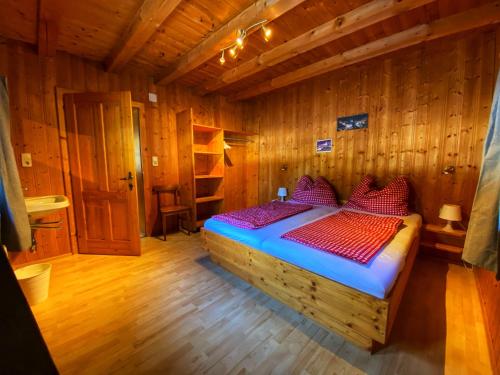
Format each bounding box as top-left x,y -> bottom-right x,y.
132,101 -> 147,237
55,88 -> 149,254
55,87 -> 78,254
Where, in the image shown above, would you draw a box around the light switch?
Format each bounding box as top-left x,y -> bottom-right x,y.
152,156 -> 159,167
21,153 -> 32,167
148,92 -> 158,103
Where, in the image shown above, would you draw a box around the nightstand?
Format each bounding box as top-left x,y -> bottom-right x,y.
421,223 -> 466,261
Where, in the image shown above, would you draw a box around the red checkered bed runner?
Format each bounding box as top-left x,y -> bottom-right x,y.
212,201 -> 313,229
281,210 -> 403,264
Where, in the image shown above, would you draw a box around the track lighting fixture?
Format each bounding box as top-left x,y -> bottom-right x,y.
218,19 -> 271,65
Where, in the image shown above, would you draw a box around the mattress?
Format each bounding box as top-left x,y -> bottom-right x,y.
203,204 -> 339,248
205,205 -> 422,299
260,209 -> 422,298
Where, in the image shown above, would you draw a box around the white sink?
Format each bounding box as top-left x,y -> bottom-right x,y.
25,195 -> 70,221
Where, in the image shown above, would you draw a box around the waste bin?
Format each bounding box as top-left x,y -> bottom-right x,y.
14,263 -> 52,305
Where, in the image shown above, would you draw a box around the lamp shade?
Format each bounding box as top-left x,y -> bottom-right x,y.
439,204 -> 462,222
277,187 -> 287,197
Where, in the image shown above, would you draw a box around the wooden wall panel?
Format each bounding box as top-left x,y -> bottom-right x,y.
216,97 -> 259,212
1,42 -> 70,265
246,28 -> 498,224
0,39 -> 217,265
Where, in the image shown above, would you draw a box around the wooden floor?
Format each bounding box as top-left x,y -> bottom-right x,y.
30,233 -> 492,375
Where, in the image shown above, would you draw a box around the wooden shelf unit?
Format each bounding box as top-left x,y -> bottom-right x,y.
193,123 -> 221,132
195,175 -> 223,180
177,108 -> 224,231
194,151 -> 223,155
195,195 -> 224,204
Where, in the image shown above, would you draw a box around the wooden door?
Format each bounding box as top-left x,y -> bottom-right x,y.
64,92 -> 140,255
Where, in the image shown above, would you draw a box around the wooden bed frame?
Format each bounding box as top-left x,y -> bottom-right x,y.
201,228 -> 419,351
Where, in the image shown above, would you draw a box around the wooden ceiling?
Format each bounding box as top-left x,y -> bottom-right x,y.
1,0 -> 498,99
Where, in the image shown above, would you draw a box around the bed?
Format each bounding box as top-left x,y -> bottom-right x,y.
201,205 -> 421,351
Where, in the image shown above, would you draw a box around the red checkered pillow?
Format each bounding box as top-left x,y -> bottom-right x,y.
291,175 -> 338,207
344,175 -> 410,216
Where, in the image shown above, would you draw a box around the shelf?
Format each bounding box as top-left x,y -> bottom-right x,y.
193,124 -> 222,133
421,241 -> 463,254
194,151 -> 223,156
424,224 -> 466,238
223,129 -> 258,136
177,108 -> 224,232
195,175 -> 223,179
195,195 -> 224,204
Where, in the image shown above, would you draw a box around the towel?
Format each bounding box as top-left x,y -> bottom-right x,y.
0,76 -> 31,250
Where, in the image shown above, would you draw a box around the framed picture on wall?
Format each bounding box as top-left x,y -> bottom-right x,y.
337,113 -> 368,131
316,138 -> 332,153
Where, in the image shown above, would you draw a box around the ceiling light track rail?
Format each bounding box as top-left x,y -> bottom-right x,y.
219,19 -> 271,64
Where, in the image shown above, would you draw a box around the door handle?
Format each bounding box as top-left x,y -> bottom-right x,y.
120,172 -> 134,191
120,171 -> 134,181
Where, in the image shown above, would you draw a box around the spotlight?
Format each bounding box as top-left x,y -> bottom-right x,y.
219,51 -> 225,65
262,26 -> 272,42
236,29 -> 245,47
229,46 -> 238,58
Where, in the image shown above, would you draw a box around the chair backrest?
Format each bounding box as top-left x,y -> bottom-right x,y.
153,184 -> 180,206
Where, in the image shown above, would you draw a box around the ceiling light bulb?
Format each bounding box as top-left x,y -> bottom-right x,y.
229,46 -> 238,58
262,26 -> 272,42
236,29 -> 245,47
219,51 -> 225,65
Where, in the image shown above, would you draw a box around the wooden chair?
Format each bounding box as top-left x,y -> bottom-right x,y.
153,185 -> 191,240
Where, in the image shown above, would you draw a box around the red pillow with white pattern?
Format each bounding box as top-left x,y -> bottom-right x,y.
291,175 -> 338,207
344,175 -> 410,216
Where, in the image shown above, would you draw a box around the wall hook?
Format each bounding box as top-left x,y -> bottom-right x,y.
442,166 -> 456,175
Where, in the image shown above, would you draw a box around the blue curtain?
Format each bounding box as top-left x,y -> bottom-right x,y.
462,71 -> 500,278
0,76 -> 31,251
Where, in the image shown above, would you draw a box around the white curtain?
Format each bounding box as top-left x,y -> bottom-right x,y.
0,76 -> 31,250
462,71 -> 500,278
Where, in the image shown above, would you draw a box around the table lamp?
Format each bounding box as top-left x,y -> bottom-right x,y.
439,204 -> 462,232
277,187 -> 287,201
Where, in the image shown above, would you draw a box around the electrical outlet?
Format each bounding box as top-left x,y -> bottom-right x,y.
21,153 -> 32,167
152,156 -> 159,167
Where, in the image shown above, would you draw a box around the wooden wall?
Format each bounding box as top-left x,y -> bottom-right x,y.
475,269 -> 500,375
216,97 -> 259,212
0,38 -> 243,265
245,26 -> 500,372
246,27 -> 499,225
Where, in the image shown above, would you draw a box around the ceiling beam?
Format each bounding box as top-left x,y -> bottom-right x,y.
37,0 -> 58,57
156,0 -> 307,86
105,0 -> 182,72
38,19 -> 58,57
231,1 -> 500,101
199,0 -> 435,94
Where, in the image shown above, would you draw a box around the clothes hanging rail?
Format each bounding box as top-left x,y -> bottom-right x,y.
224,136 -> 254,143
